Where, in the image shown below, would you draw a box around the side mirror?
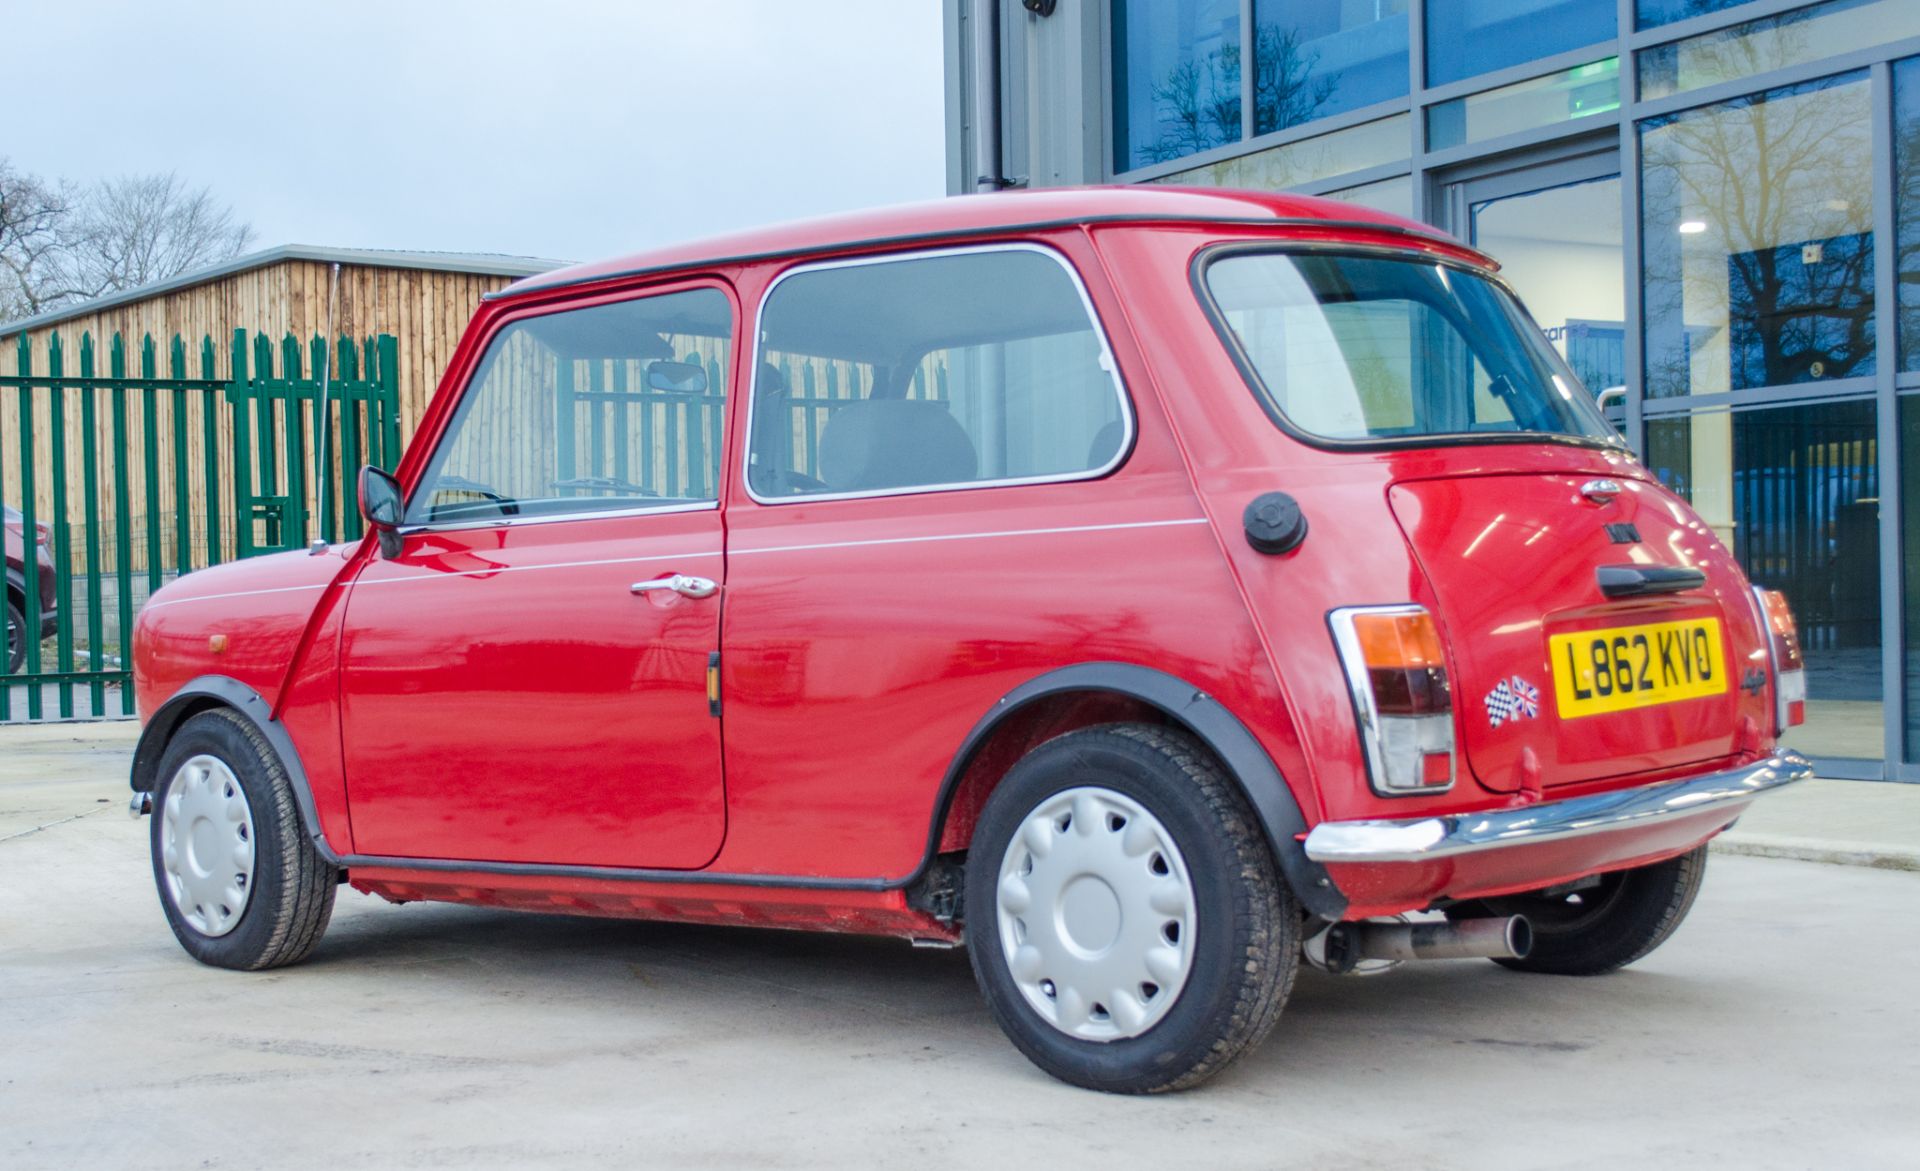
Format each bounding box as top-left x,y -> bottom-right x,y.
358,465 -> 405,559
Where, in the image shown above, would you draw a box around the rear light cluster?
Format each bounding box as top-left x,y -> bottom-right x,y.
1754,587 -> 1806,732
1329,605 -> 1455,795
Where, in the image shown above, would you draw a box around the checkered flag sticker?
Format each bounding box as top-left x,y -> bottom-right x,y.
1484,675 -> 1541,729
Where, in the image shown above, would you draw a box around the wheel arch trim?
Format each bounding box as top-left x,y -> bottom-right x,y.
923,662 -> 1343,919
130,674 -> 342,865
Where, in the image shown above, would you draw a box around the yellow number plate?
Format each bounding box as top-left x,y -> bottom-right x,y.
1549,617 -> 1726,719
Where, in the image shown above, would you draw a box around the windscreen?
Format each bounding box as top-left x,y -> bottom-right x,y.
1203,251 -> 1619,445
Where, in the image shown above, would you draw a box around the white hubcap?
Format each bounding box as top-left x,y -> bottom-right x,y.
160,754 -> 257,937
995,787 -> 1197,1041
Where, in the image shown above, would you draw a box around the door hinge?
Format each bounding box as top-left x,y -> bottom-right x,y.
706,651 -> 721,718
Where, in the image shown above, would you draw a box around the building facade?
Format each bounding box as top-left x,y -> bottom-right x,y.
944,0 -> 1920,779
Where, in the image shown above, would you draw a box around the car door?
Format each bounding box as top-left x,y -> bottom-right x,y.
339,281 -> 736,868
715,242 -> 1233,882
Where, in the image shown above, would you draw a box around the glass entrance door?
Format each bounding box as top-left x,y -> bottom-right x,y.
1444,152 -> 1625,415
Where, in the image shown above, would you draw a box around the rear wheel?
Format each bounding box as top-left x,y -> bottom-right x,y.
965,724 -> 1298,1093
150,709 -> 338,970
1449,846 -> 1708,976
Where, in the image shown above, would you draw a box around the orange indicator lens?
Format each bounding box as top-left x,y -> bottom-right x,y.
1351,611 -> 1451,715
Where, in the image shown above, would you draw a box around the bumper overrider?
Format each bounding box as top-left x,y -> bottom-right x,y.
1303,750 -> 1814,914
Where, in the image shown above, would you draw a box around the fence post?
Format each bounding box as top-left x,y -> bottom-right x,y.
169,335 -> 192,575
109,335 -> 135,715
138,335 -> 162,597
79,334 -> 105,715
281,333 -> 307,549
47,333 -> 73,717
376,334 -> 401,469
228,330 -> 254,559
17,336 -> 43,718
199,336 -> 221,566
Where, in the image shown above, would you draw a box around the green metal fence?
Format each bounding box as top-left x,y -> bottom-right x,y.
2,329 -> 400,721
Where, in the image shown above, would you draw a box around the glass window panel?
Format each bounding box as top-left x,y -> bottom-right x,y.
1203,252 -> 1618,444
1640,72 -> 1874,399
1112,0 -> 1242,172
1250,0 -> 1409,136
1426,1 -> 1616,88
1639,0 -> 1920,100
1900,394 -> 1920,757
1897,57 -> 1920,372
1319,176 -> 1416,219
1638,0 -> 1760,28
1647,400 -> 1883,761
748,249 -> 1127,498
409,289 -> 732,524
1150,113 -> 1412,190
1428,58 -> 1620,150
1472,176 -> 1626,400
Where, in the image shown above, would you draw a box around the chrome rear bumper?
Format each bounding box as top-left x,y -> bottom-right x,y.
1303,750 -> 1813,865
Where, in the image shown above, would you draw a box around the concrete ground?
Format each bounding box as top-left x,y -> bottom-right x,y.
3,723 -> 1918,1170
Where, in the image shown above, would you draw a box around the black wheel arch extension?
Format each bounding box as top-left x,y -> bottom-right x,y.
130,675 -> 341,865
132,664 -> 1343,917
923,662 -> 1343,919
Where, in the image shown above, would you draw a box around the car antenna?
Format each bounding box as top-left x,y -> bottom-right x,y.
309,261 -> 341,556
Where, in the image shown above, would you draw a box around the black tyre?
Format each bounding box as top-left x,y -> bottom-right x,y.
149,708 -> 337,970
5,593 -> 25,674
965,724 -> 1298,1093
1450,846 -> 1708,976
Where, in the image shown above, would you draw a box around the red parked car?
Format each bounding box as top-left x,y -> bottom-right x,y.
4,503 -> 57,675
129,188 -> 1811,1092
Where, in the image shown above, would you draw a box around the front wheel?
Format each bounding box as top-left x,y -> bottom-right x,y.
150,709 -> 338,969
965,724 -> 1298,1093
1449,846 -> 1708,976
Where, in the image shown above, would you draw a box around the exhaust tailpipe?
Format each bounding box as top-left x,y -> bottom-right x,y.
1324,915 -> 1531,972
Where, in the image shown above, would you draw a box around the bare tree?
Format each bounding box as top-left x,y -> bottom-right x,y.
0,159 -> 82,319
66,173 -> 255,296
0,162 -> 253,323
1141,23 -> 1335,166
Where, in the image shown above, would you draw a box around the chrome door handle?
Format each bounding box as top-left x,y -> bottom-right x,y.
630,574 -> 718,599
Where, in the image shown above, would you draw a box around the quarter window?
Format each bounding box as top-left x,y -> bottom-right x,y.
408,288 -> 732,525
747,248 -> 1128,500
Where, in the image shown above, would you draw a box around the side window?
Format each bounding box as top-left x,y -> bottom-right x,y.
747,247 -> 1128,499
408,287 -> 732,525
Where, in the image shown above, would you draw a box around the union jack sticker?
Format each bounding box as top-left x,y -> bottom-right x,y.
1484,675 -> 1541,729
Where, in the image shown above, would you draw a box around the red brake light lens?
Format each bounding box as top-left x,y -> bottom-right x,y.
1758,589 -> 1804,671
1333,607 -> 1456,795
1755,588 -> 1806,730
1349,611 -> 1452,716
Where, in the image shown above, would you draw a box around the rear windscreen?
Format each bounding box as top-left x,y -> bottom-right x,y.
1202,251 -> 1620,446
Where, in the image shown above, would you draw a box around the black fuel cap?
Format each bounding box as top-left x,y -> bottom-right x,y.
1243,492 -> 1308,555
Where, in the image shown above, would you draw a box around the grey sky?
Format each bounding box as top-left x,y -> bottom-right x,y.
9,1 -> 947,266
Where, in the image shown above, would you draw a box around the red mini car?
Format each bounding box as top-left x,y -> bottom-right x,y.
129,188 -> 1811,1092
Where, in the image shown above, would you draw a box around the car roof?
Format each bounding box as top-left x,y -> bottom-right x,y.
495,186 -> 1485,302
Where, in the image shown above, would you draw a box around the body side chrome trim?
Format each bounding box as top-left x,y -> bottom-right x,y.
1303,750 -> 1813,865
730,516 -> 1208,558
353,549 -> 721,586
144,583 -> 328,611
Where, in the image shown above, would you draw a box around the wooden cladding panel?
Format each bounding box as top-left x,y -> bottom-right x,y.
3,259 -> 519,440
